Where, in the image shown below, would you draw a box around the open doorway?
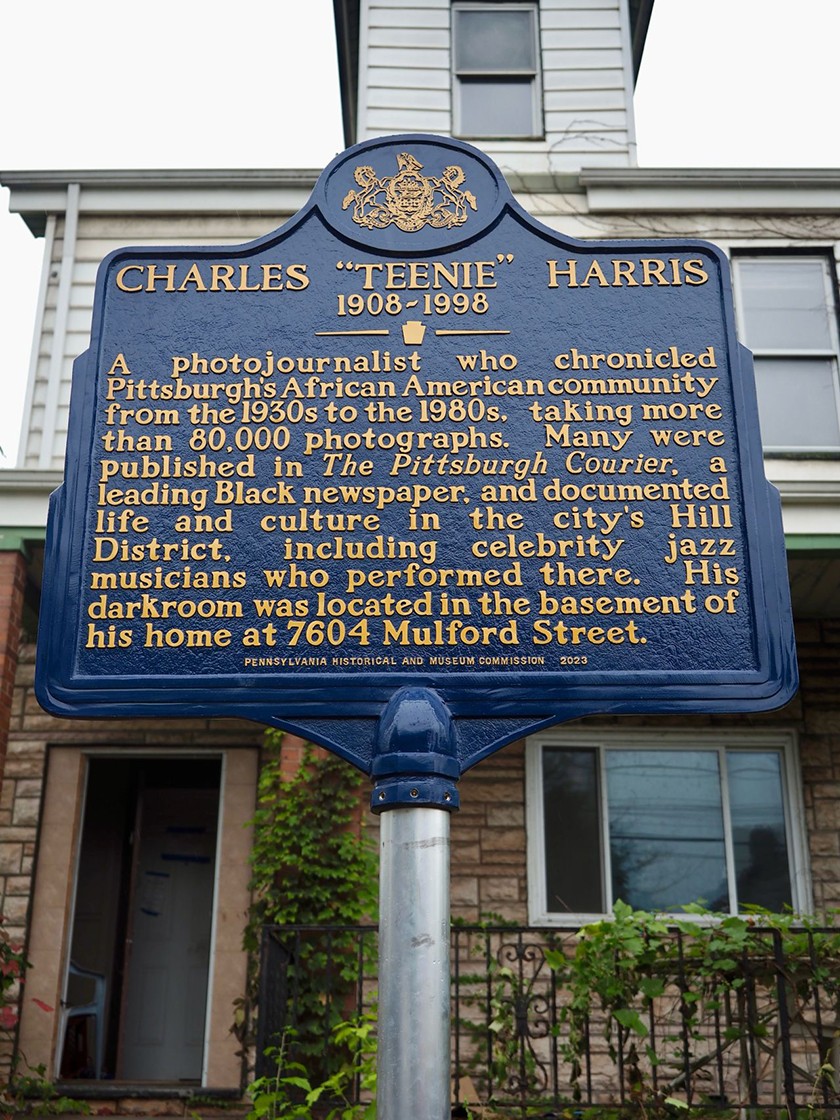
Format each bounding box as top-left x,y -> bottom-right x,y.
60,757 -> 221,1083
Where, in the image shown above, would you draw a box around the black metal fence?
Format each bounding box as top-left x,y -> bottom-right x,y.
257,924 -> 840,1116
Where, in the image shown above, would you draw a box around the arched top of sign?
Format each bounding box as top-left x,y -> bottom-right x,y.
314,134 -> 505,254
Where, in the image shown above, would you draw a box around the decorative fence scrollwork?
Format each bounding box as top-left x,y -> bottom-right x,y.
258,923 -> 840,1117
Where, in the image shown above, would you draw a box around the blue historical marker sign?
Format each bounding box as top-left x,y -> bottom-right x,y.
36,135 -> 797,783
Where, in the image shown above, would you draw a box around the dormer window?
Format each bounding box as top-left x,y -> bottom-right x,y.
452,2 -> 542,139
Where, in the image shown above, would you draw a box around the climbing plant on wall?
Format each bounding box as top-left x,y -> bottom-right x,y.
242,732 -> 379,1081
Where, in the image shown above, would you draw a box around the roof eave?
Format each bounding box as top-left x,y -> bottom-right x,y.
0,168 -> 322,237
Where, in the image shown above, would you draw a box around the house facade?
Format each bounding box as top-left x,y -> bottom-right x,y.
2,0 -> 840,1100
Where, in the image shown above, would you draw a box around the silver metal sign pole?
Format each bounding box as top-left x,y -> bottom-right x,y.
378,807 -> 451,1120
371,687 -> 460,1120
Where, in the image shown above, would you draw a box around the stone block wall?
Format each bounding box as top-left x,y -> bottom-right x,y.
451,742 -> 527,923
795,619 -> 840,913
1,616 -> 839,1087
0,552 -> 26,790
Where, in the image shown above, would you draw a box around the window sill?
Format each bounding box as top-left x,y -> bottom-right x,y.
455,135 -> 546,145
764,450 -> 840,459
50,1082 -> 243,1100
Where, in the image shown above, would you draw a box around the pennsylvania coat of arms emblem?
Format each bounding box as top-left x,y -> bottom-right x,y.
341,151 -> 477,232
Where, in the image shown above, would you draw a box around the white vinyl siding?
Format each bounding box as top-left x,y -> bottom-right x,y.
363,0 -> 453,136
358,0 -> 637,173
369,26 -> 449,46
18,211 -> 294,471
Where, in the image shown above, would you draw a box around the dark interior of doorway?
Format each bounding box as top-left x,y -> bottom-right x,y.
59,757 -> 221,1082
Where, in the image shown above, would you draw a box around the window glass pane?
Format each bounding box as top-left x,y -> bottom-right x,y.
754,357 -> 840,448
543,748 -> 603,913
738,259 -> 834,350
726,752 -> 792,912
454,9 -> 536,71
458,78 -> 535,137
605,750 -> 727,912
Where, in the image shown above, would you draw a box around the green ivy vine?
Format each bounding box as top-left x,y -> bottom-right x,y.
246,732 -> 378,932
241,731 -> 378,1086
546,901 -> 840,1115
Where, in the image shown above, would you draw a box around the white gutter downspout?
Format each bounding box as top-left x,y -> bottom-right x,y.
37,182 -> 79,471
16,213 -> 56,469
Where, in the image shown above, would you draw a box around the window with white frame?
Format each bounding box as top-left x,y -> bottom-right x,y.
732,255 -> 840,452
452,2 -> 542,139
526,730 -> 808,924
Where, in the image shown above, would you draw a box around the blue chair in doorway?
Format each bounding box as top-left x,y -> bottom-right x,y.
58,961 -> 106,1080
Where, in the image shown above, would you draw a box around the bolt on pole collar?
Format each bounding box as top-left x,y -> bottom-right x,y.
371,686 -> 461,813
